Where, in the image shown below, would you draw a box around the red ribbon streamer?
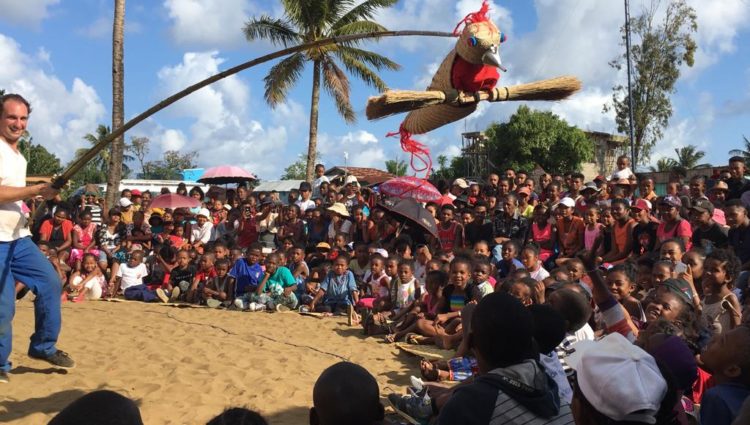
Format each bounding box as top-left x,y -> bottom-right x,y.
452,0 -> 491,35
386,124 -> 432,178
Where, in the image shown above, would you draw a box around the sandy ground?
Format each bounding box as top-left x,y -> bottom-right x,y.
1,298 -> 421,424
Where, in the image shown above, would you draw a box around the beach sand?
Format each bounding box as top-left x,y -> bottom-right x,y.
1,298 -> 421,424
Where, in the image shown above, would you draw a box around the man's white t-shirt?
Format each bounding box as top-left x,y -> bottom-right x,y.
116,262 -> 148,292
0,139 -> 31,241
312,175 -> 329,198
296,199 -> 316,213
191,222 -> 214,244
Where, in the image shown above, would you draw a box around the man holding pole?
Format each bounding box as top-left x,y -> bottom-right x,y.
0,93 -> 75,383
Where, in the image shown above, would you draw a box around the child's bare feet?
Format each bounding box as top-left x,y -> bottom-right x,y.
420,359 -> 449,381
384,333 -> 397,343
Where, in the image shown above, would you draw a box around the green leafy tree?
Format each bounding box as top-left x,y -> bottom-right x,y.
282,151 -> 321,180
385,159 -> 407,176
18,138 -> 63,176
728,135 -> 750,163
143,150 -> 198,180
484,105 -> 594,175
606,0 -> 697,167
79,125 -> 134,180
244,0 -> 400,182
127,136 -> 150,178
674,144 -> 710,169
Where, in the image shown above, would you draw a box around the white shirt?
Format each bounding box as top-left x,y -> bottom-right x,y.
296,199 -> 316,213
0,139 -> 31,241
327,220 -> 352,240
116,262 -> 148,291
312,175 -> 329,198
190,221 -> 214,244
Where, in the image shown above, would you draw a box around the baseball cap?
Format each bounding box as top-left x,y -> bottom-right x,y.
568,332 -> 667,424
118,197 -> 132,208
299,181 -> 312,191
130,189 -> 142,197
659,195 -> 682,208
517,186 -> 531,196
631,199 -> 652,212
374,248 -> 389,258
452,178 -> 469,189
345,175 -> 359,187
690,199 -> 715,215
594,175 -> 606,183
197,208 -> 211,218
659,277 -> 694,304
223,204 -> 232,211
559,197 -> 576,208
581,182 -> 601,193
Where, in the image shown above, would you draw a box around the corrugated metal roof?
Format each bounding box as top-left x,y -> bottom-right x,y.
253,180 -> 304,192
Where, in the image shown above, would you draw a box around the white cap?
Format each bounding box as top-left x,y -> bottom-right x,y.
567,333 -> 667,424
223,204 -> 232,211
197,208 -> 211,218
118,197 -> 132,208
345,175 -> 359,186
374,248 -> 389,258
559,197 -> 576,208
452,178 -> 469,189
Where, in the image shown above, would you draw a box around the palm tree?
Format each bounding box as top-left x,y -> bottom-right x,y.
674,145 -> 710,169
728,135 -> 750,163
385,159 -> 407,176
106,0 -> 126,207
649,157 -> 678,173
244,0 -> 401,182
79,125 -> 134,178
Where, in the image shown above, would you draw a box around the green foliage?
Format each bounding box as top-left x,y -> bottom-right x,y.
385,159 -> 407,176
484,105 -> 594,175
143,150 -> 199,180
607,0 -> 697,166
73,124 -> 134,185
244,0 -> 400,180
281,151 -> 320,180
649,144 -> 710,175
649,157 -> 678,173
18,138 -> 62,176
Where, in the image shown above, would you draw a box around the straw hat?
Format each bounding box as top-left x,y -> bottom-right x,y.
710,181 -> 729,192
327,203 -> 350,217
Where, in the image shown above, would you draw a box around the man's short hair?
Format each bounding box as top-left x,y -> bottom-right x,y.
729,156 -> 745,165
571,172 -> 585,181
471,292 -> 536,368
0,93 -> 31,114
312,362 -> 383,425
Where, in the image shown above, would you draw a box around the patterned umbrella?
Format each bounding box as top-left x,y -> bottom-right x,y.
197,165 -> 256,185
380,197 -> 438,238
150,193 -> 201,209
379,176 -> 441,203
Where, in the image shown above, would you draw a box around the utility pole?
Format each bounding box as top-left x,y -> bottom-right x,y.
624,0 -> 636,169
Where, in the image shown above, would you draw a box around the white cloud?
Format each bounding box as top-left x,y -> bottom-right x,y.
152,50 -> 293,178
318,130 -> 386,168
163,0 -> 255,48
0,34 -> 106,161
0,0 -> 59,28
650,92 -> 715,164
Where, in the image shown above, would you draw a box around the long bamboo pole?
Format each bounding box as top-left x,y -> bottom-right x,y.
54,30 -> 456,189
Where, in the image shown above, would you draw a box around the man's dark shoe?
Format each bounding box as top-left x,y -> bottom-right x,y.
0,371 -> 9,383
30,350 -> 75,369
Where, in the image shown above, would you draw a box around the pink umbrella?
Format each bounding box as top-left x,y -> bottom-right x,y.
380,176 -> 441,203
150,193 -> 201,209
197,165 -> 256,185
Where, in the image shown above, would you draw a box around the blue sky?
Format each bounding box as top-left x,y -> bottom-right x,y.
0,0 -> 748,179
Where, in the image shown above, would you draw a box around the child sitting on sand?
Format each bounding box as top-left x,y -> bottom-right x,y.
471,257 -> 493,299
252,252 -> 298,312
231,244 -> 264,310
188,253 -> 216,304
167,249 -> 196,302
118,251 -> 169,303
66,253 -> 106,302
357,254 -> 390,312
385,269 -> 448,343
309,254 -> 359,317
203,258 -> 235,308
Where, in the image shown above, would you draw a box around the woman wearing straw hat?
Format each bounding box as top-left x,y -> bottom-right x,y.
327,203 -> 352,244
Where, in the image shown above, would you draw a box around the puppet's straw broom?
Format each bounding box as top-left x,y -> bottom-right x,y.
366,75 -> 582,120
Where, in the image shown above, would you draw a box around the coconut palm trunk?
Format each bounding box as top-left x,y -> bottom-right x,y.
106,0 -> 125,207
306,60 -> 322,182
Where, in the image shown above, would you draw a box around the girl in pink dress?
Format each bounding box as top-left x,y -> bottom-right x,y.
70,210 -> 105,272
528,204 -> 556,262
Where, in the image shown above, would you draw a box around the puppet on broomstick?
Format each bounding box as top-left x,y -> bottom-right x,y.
368,1 -> 582,177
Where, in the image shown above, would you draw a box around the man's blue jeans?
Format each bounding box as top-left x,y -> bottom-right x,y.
0,237 -> 62,372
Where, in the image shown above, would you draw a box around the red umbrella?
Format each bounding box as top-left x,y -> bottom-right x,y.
437,194 -> 454,206
150,193 -> 201,209
379,176 -> 441,203
197,165 -> 256,185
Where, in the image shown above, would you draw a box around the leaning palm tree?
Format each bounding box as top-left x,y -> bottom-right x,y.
80,125 -> 134,178
244,0 -> 401,182
674,145 -> 710,170
728,136 -> 750,163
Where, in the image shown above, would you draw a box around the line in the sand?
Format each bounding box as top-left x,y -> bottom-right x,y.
30,304 -> 351,362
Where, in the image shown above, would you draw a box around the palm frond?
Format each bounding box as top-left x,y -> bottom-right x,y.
335,49 -> 390,91
728,149 -> 750,157
332,0 -> 398,30
321,57 -> 356,123
243,15 -> 300,47
264,52 -> 307,106
336,44 -> 400,70
326,0 -> 355,24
